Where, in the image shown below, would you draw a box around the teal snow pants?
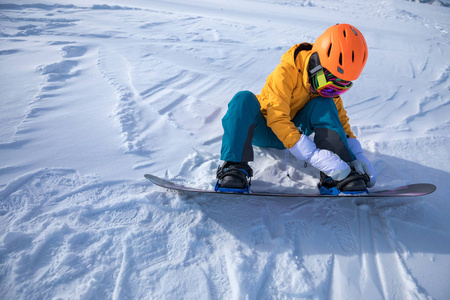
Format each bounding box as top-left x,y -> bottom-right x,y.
220,91 -> 356,162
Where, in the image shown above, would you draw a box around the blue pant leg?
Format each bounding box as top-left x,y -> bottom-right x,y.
251,112 -> 285,150
292,97 -> 356,162
221,91 -> 285,162
221,91 -> 262,162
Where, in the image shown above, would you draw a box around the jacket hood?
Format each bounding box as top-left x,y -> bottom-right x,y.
280,43 -> 314,89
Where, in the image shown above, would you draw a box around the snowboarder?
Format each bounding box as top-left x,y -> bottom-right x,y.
216,23 -> 376,195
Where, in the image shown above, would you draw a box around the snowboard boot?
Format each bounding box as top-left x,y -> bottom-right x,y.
215,161 -> 253,193
318,171 -> 369,195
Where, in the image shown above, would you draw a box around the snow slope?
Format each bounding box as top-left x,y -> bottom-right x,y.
1,0 -> 449,299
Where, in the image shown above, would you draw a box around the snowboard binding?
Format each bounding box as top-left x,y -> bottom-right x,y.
215,162 -> 253,194
318,171 -> 370,196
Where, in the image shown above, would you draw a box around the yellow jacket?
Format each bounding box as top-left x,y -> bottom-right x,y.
256,43 -> 356,149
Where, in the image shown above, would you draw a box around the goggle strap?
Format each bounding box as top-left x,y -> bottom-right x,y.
316,69 -> 327,87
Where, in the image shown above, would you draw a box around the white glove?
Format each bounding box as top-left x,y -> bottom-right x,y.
347,137 -> 376,188
289,135 -> 351,181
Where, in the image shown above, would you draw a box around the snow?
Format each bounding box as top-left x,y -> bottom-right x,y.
0,0 -> 449,299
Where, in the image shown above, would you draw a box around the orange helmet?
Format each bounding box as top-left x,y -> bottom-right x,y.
311,24 -> 368,81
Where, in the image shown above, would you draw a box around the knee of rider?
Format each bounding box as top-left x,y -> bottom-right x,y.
314,97 -> 336,110
233,91 -> 260,112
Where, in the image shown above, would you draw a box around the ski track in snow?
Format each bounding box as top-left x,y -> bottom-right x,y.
1,0 -> 450,299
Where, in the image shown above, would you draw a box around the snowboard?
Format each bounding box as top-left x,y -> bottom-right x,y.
144,174 -> 436,198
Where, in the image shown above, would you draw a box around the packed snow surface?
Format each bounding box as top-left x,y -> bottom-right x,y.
1,0 -> 449,299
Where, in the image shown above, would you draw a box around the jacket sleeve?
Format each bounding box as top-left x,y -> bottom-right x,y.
264,63 -> 302,149
333,96 -> 356,139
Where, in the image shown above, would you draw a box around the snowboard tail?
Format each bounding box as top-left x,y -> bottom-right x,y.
144,174 -> 436,198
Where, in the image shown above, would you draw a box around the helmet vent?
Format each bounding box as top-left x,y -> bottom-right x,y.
343,30 -> 346,38
350,26 -> 358,36
339,53 -> 343,65
352,51 -> 355,63
327,44 -> 332,57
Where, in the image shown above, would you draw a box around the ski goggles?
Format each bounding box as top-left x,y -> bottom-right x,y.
310,68 -> 353,98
